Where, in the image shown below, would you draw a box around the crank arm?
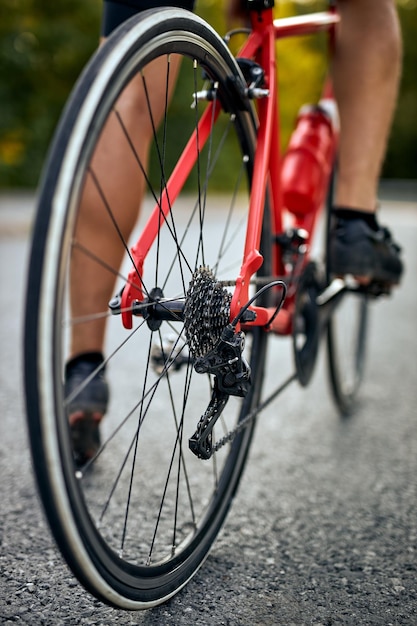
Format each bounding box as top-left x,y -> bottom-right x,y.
316,277 -> 346,326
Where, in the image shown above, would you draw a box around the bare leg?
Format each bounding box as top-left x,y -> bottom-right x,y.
332,0 -> 402,212
69,55 -> 181,359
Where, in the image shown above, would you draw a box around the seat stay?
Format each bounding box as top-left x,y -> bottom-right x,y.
121,99 -> 222,329
231,10 -> 281,326
232,8 -> 339,333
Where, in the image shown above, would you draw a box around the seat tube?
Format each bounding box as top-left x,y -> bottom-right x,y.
231,8 -> 279,320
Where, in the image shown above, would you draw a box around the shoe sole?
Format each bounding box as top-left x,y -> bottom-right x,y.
330,242 -> 401,288
69,410 -> 103,466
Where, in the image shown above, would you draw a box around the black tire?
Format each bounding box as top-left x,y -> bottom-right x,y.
327,293 -> 368,416
24,9 -> 272,608
325,177 -> 369,416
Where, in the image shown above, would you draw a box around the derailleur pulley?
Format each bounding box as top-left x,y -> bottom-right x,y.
189,324 -> 251,460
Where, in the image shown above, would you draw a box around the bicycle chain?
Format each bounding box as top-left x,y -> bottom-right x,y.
212,373 -> 298,453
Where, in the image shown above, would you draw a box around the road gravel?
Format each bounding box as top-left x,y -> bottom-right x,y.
0,193 -> 416,625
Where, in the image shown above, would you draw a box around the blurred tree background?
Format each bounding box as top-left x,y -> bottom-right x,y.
0,0 -> 416,189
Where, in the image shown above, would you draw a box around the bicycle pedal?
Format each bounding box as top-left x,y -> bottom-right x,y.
326,275 -> 394,298
362,281 -> 393,297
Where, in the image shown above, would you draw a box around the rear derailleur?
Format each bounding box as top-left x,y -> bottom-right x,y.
188,325 -> 251,460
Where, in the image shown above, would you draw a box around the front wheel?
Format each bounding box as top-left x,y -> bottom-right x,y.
327,291 -> 369,415
325,180 -> 369,416
24,9 -> 272,609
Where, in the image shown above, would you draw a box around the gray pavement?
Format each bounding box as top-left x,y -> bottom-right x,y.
0,192 -> 416,625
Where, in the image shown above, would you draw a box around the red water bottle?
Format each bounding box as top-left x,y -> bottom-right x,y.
281,99 -> 339,218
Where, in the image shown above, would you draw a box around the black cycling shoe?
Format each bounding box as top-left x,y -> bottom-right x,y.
329,215 -> 403,290
64,354 -> 109,467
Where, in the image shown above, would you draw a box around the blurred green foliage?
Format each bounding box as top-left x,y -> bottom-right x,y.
0,0 -> 101,187
0,0 -> 415,188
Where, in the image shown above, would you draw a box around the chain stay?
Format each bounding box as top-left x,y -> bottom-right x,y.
212,372 -> 298,455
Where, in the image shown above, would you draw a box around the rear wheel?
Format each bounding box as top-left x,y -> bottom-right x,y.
24,9 -> 272,608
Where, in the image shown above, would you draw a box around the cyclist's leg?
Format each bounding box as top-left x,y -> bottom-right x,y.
69,60 -> 181,359
330,0 -> 403,285
332,0 -> 401,211
324,1 -> 401,414
67,0 -> 195,464
69,0 -> 195,360
68,60 -> 184,463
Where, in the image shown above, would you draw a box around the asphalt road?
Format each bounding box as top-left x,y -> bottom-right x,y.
0,192 -> 416,625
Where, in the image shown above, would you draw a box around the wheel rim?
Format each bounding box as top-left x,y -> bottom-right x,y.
27,15 -> 269,607
327,292 -> 368,414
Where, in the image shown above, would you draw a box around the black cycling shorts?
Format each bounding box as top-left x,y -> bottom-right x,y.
102,0 -> 196,36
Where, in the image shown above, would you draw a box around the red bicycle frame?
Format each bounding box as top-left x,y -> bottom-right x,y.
121,6 -> 340,333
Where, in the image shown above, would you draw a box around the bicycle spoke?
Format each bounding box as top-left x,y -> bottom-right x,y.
27,10 -> 268,606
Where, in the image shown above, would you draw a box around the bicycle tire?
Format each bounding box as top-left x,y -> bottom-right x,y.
24,9 -> 272,609
325,176 -> 369,416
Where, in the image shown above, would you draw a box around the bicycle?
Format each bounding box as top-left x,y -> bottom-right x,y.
24,0 -> 370,609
